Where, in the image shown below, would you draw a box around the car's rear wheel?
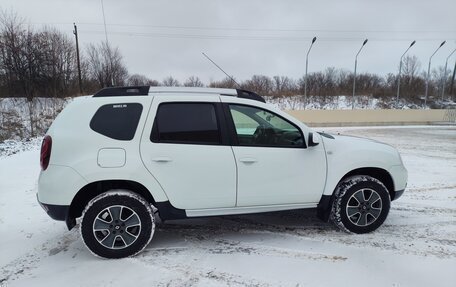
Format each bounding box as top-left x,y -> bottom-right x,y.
80,191 -> 155,258
330,175 -> 390,234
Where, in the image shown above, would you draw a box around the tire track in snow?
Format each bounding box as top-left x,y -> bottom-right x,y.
0,230 -> 79,284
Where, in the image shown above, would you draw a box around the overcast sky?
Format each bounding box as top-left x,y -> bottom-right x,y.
3,0 -> 456,83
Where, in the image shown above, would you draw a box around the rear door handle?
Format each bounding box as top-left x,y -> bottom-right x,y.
239,157 -> 258,164
152,157 -> 172,163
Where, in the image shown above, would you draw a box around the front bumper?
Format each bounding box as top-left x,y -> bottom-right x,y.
389,164 -> 408,198
37,194 -> 69,221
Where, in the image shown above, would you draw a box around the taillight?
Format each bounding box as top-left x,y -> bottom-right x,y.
40,135 -> 52,171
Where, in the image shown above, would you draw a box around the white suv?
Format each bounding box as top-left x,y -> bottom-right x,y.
37,86 -> 407,258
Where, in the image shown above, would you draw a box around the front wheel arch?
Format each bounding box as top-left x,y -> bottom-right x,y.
343,168 -> 395,199
317,167 -> 394,222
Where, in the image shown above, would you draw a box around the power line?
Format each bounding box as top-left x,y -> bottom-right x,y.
77,30 -> 455,42
26,22 -> 456,35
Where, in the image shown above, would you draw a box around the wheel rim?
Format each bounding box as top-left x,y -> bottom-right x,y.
92,205 -> 142,249
345,188 -> 383,227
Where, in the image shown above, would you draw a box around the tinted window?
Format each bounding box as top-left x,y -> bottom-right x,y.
152,103 -> 220,144
229,104 -> 304,147
90,103 -> 143,140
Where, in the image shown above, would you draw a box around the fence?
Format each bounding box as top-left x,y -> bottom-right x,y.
286,109 -> 456,127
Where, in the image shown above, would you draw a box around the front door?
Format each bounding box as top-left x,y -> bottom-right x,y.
226,104 -> 327,206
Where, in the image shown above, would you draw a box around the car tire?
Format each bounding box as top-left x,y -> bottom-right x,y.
330,175 -> 390,234
80,190 -> 155,258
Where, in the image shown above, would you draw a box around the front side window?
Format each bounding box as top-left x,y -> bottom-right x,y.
152,103 -> 221,145
90,103 -> 143,140
229,104 -> 304,147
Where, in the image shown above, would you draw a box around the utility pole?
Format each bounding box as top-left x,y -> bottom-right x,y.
73,23 -> 83,94
101,0 -> 114,87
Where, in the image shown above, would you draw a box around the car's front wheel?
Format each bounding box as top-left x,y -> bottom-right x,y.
80,191 -> 155,258
330,175 -> 390,234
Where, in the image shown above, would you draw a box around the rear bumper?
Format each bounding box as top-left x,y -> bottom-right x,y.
38,164 -> 87,206
37,195 -> 69,221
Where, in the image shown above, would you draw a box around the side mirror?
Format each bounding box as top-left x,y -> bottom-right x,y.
308,132 -> 320,147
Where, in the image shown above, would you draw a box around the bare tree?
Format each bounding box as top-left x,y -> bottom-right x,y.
402,55 -> 421,79
162,76 -> 180,86
86,41 -> 128,89
208,77 -> 238,89
400,55 -> 423,102
243,75 -> 273,96
127,74 -> 159,86
0,10 -> 43,136
39,27 -> 77,97
184,76 -> 204,87
0,10 -> 39,100
272,76 -> 296,97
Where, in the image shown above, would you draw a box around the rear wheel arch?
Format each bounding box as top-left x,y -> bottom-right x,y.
67,180 -> 156,230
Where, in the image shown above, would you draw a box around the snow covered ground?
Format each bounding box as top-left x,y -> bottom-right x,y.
0,126 -> 455,287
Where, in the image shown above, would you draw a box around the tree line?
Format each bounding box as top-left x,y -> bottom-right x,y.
0,10 -> 455,106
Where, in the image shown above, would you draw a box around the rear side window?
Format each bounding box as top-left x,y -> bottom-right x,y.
90,103 -> 143,140
151,103 -> 220,145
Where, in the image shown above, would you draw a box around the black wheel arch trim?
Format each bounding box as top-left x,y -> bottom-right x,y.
317,167 -> 398,222
66,180 -> 157,230
316,195 -> 334,222
65,179 -> 187,230
342,167 -> 396,199
392,189 -> 405,201
154,201 -> 187,220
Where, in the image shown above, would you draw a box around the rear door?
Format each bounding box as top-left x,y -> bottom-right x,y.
140,95 -> 237,210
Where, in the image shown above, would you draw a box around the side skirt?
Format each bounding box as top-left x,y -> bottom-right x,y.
186,203 -> 318,217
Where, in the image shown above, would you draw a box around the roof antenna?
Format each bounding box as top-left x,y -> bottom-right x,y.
202,52 -> 241,88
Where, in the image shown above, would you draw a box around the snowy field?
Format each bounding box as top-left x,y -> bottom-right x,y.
0,126 -> 455,287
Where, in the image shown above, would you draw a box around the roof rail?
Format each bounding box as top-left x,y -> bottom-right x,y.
93,86 -> 150,97
235,89 -> 266,103
92,86 -> 266,103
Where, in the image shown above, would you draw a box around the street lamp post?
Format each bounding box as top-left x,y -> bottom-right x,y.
424,41 -> 446,108
451,60 -> 456,101
352,39 -> 368,109
441,48 -> 456,101
304,37 -> 317,108
396,40 -> 416,107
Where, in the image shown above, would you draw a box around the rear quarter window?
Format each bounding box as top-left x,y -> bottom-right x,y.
90,103 -> 143,140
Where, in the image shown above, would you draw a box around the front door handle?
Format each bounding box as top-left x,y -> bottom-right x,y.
152,157 -> 172,163
239,157 -> 258,164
